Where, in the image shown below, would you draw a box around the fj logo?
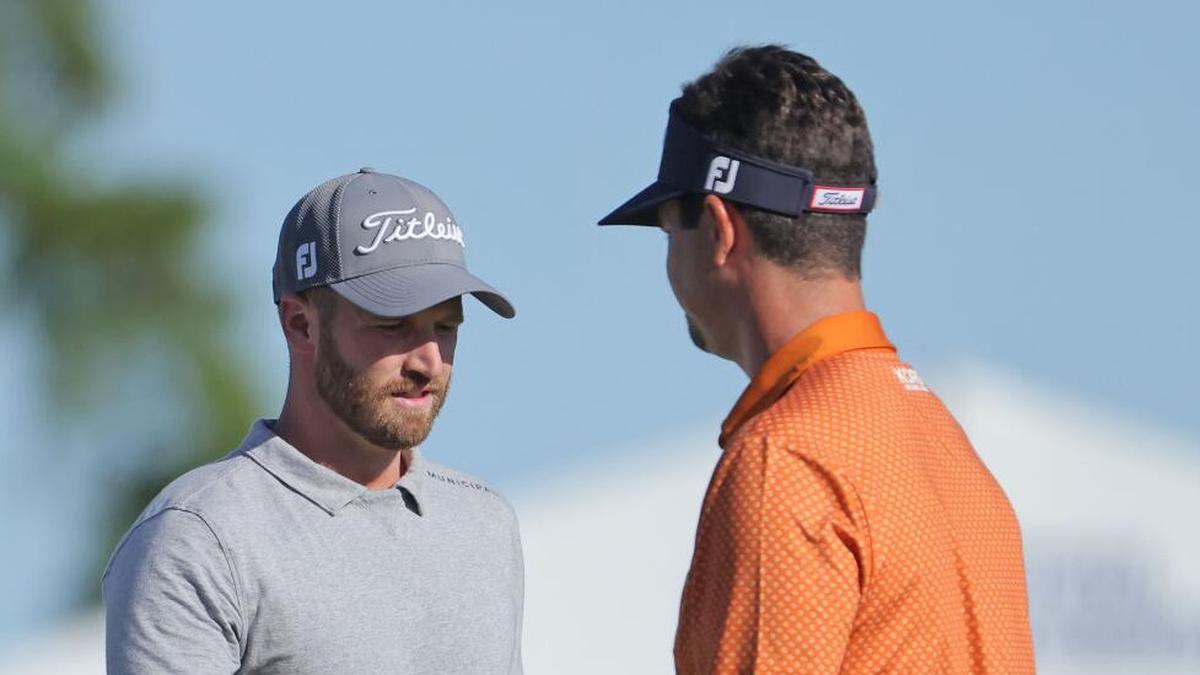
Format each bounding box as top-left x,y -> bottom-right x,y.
704,156 -> 740,195
296,241 -> 317,281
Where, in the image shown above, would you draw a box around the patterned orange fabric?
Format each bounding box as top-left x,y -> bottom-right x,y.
675,311 -> 1035,674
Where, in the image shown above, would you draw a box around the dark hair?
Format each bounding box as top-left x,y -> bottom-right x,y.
300,286 -> 339,329
676,45 -> 877,279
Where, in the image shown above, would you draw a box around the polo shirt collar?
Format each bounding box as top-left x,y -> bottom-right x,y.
720,311 -> 894,448
395,448 -> 427,513
240,419 -> 426,516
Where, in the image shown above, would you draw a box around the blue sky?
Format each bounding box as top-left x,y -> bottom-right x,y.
2,0 -> 1197,645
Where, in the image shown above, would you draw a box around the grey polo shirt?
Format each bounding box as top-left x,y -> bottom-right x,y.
102,420 -> 524,674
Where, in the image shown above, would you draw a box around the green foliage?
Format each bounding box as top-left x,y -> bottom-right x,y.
0,0 -> 259,600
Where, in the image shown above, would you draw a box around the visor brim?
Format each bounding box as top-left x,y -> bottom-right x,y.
329,263 -> 515,319
597,182 -> 686,227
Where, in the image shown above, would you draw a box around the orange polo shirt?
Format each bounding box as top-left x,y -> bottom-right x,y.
675,311 -> 1035,674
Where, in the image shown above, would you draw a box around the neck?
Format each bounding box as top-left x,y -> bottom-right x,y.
730,267 -> 866,378
275,383 -> 410,490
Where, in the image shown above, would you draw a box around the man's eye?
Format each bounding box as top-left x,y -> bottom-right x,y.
436,323 -> 461,333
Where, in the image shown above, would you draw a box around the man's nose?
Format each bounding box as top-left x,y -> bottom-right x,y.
404,337 -> 444,379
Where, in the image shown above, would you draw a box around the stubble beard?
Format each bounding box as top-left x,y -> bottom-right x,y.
315,330 -> 449,451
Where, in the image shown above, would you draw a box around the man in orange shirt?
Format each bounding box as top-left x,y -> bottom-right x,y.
599,46 -> 1035,673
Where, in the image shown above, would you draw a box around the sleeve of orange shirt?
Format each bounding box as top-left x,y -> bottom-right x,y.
679,434 -> 872,674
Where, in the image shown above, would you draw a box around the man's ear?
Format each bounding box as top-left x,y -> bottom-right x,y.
278,293 -> 318,356
702,195 -> 744,268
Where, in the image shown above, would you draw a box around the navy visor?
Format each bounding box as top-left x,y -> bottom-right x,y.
598,100 -> 877,226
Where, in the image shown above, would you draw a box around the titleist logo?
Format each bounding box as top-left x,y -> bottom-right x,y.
810,187 -> 866,212
818,193 -> 858,206
356,209 -> 465,255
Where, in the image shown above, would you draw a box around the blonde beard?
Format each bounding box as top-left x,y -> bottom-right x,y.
315,329 -> 450,450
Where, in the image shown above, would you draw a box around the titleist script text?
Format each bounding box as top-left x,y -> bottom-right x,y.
809,187 -> 865,211
356,209 -> 465,255
818,193 -> 858,206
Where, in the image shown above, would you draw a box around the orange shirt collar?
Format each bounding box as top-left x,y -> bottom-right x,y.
719,311 -> 894,448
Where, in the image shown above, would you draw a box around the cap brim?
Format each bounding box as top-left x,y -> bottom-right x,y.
329,263 -> 515,319
597,182 -> 685,226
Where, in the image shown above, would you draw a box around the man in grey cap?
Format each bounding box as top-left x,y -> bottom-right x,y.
102,168 -> 524,674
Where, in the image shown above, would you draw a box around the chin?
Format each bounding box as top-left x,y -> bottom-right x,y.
686,315 -> 724,356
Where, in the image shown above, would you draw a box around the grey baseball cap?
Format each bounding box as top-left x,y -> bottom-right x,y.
272,168 -> 514,319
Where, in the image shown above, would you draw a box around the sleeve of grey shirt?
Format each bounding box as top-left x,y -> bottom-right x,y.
102,508 -> 243,675
509,504 -> 526,675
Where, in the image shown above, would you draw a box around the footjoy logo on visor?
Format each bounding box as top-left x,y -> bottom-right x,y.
704,156 -> 740,194
810,187 -> 866,212
356,209 -> 466,255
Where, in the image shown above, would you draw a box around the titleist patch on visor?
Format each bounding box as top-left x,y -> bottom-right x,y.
809,186 -> 867,212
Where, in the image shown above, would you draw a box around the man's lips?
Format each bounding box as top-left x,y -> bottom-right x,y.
389,389 -> 435,409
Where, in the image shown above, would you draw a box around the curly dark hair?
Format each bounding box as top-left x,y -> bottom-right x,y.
675,45 -> 877,279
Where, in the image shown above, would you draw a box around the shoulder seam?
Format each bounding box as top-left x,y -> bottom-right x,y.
765,436 -> 878,595
168,452 -> 256,511
161,506 -> 248,656
104,506 -> 247,658
751,435 -> 768,672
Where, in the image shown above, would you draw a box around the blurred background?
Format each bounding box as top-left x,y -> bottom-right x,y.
0,0 -> 1196,673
